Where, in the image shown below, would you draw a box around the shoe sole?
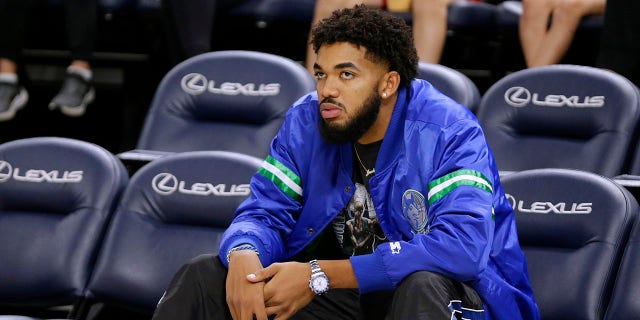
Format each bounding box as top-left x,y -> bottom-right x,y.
50,88 -> 95,117
0,88 -> 28,122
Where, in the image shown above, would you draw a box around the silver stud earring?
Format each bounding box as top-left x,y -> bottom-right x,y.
382,92 -> 387,98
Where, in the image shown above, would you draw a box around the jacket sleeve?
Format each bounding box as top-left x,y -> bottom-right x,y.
219,120 -> 304,268
351,119 -> 496,293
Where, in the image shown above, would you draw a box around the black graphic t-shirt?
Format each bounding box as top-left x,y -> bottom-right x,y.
293,140 -> 388,261
331,141 -> 388,257
331,182 -> 387,256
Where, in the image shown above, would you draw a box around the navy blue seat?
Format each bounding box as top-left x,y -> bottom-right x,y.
229,0 -> 498,36
0,137 -> 129,318
119,50 -> 315,170
624,135 -> 640,175
417,62 -> 481,112
501,168 -> 638,320
448,0 -> 499,29
477,64 -> 640,177
604,216 -> 640,319
229,0 -> 499,68
229,0 -> 315,24
82,151 -> 262,317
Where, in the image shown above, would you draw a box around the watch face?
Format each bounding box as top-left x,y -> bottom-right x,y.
312,275 -> 329,292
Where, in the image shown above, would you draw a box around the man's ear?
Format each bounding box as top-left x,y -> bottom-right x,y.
379,71 -> 401,99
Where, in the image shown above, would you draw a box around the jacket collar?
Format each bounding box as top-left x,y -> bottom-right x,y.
376,84 -> 410,175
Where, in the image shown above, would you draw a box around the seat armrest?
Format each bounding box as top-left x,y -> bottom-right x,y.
117,149 -> 175,175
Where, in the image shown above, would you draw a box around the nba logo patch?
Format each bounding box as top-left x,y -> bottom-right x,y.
402,189 -> 428,234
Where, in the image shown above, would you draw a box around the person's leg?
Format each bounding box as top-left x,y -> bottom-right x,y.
163,0 -> 216,62
153,254 -> 233,320
0,0 -> 33,121
291,289 -> 361,320
529,0 -> 605,67
596,0 -> 640,86
411,0 -> 456,64
385,271 -> 484,320
0,0 -> 34,67
48,0 -> 97,115
519,0 -> 554,67
305,0 -> 382,72
153,254 -> 362,320
64,0 -> 97,64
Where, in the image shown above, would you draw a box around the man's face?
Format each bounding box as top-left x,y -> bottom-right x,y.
313,42 -> 386,144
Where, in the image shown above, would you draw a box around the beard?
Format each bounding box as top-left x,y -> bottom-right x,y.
318,89 -> 381,144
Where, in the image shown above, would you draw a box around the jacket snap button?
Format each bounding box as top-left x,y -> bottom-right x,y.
307,228 -> 315,234
345,186 -> 352,193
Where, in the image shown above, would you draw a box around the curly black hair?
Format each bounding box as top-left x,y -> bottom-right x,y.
310,4 -> 418,88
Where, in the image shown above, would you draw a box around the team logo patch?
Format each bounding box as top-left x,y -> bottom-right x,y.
402,189 -> 428,234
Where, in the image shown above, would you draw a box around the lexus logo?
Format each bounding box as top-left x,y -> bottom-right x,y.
506,193 -> 592,214
181,73 -> 207,95
152,173 -> 178,195
0,161 -> 11,183
504,87 -> 531,107
180,73 -> 281,96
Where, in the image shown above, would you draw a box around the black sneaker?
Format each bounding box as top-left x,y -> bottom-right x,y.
0,81 -> 28,122
49,72 -> 95,117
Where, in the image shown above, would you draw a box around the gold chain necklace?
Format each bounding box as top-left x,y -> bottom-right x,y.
353,145 -> 375,177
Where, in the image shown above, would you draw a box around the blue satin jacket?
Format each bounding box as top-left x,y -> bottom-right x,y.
219,79 -> 539,319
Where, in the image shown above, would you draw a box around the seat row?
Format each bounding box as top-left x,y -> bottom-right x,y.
122,49 -> 640,181
2,137 -> 640,320
115,50 -> 481,167
0,137 -> 262,319
0,51 -> 639,319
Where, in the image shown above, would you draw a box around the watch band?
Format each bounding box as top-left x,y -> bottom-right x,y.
310,259 -> 322,274
309,259 -> 330,295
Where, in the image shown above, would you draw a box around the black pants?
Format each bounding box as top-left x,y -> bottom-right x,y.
596,0 -> 640,87
152,254 -> 484,320
0,0 -> 97,63
161,0 -> 249,65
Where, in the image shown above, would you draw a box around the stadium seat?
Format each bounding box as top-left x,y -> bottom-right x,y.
118,50 -> 316,171
476,64 -> 640,177
417,62 -> 481,112
623,135 -> 640,176
501,168 -> 638,320
229,0 -> 315,24
81,151 -> 262,317
604,216 -> 640,319
0,137 -> 129,318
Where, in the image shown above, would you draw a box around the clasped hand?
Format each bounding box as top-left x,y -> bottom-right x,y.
226,253 -> 315,320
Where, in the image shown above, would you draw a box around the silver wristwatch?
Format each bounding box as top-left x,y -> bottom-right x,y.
308,259 -> 330,295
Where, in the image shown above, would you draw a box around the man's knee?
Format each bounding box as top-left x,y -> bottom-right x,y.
394,271 -> 481,306
162,254 -> 226,291
398,270 -> 451,293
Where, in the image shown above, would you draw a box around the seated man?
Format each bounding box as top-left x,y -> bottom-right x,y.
153,5 -> 539,320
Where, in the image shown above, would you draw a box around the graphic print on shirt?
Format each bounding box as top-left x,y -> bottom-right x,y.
332,183 -> 387,256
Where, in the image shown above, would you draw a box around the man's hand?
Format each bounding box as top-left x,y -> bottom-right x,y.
226,250 -> 268,320
247,261 -> 315,320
